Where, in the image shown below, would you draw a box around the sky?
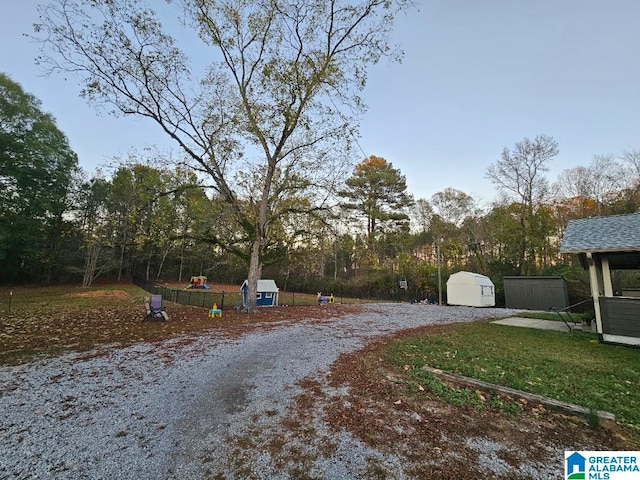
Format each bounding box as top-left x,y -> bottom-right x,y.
2,0 -> 640,206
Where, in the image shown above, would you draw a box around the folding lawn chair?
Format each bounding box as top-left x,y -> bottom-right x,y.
144,295 -> 169,321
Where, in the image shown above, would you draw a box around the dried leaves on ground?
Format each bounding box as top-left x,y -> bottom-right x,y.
0,289 -> 358,365
2,287 -> 638,478
319,328 -> 640,478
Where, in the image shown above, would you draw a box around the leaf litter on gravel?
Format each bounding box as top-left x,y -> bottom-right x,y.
0,300 -> 362,365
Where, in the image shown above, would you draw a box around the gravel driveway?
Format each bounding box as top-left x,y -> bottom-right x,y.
0,304 -> 525,479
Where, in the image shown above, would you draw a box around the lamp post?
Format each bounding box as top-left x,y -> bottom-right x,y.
437,238 -> 444,306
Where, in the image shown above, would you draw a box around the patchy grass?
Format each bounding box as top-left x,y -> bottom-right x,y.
325,326 -> 640,478
1,284 -> 143,311
0,284 -> 361,365
321,323 -> 640,476
383,321 -> 640,428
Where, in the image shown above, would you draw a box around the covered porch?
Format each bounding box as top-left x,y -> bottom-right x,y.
560,214 -> 640,347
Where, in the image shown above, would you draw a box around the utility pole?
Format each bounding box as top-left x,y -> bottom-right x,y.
437,238 -> 444,306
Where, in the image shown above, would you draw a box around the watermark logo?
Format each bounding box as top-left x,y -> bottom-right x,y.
565,451 -> 640,480
566,452 -> 586,479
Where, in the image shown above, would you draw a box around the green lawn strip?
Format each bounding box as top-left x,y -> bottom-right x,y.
515,311 -> 591,322
384,321 -> 640,427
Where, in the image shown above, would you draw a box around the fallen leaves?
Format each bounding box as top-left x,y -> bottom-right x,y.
63,290 -> 131,300
0,300 -> 361,365
321,330 -> 640,478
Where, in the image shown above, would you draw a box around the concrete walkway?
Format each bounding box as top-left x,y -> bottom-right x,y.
492,317 -> 584,332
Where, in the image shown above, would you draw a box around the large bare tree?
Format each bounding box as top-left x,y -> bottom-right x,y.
34,0 -> 410,309
556,154 -> 625,217
486,134 -> 558,275
430,187 -> 476,228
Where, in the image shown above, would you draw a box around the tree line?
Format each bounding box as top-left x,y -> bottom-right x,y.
4,68 -> 640,304
5,0 -> 640,308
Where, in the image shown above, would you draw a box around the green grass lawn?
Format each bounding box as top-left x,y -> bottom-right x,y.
516,310 -> 592,322
0,284 -> 145,311
384,321 -> 640,428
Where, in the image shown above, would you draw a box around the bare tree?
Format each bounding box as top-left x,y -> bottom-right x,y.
410,198 -> 433,233
620,148 -> 640,211
34,0 -> 410,310
486,134 -> 557,208
589,154 -> 625,214
622,148 -> 640,179
556,154 -> 625,216
486,134 -> 558,274
555,165 -> 597,218
430,187 -> 476,227
556,165 -> 592,200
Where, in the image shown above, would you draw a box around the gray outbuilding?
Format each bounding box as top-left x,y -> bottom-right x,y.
504,276 -> 569,311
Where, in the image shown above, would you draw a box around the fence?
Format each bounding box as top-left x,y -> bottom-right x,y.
133,278 -> 338,309
133,277 -> 241,310
134,277 -> 398,309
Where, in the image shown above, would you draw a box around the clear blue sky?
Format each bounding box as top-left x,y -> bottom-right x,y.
3,1 -> 640,205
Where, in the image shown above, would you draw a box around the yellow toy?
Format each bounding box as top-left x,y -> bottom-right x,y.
209,302 -> 222,318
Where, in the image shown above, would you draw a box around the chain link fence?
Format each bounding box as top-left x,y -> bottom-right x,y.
133,277 -> 242,310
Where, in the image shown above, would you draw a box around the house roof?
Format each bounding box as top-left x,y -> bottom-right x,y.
560,213 -> 640,253
241,279 -> 279,292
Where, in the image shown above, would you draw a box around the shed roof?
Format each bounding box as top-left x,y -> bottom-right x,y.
560,213 -> 640,253
447,271 -> 494,286
241,279 -> 279,292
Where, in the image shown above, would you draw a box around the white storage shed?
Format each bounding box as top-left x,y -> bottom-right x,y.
446,271 -> 495,307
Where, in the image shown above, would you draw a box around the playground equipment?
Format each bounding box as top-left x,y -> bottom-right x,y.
240,279 -> 279,307
317,292 -> 334,304
208,302 -> 222,318
187,276 -> 209,289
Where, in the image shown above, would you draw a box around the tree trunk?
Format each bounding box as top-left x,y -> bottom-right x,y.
178,237 -> 185,283
245,239 -> 262,312
334,239 -> 338,281
117,230 -> 127,281
145,250 -> 152,281
82,243 -> 100,287
283,259 -> 290,292
518,214 -> 527,276
156,245 -> 170,281
245,158 -> 274,312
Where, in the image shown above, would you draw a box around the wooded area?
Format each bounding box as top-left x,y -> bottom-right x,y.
3,65 -> 640,303
4,0 -> 640,305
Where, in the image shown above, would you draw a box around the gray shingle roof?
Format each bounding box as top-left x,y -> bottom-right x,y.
560,213 -> 640,253
241,279 -> 279,291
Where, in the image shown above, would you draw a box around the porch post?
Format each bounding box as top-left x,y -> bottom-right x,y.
601,258 -> 614,297
586,252 -> 603,334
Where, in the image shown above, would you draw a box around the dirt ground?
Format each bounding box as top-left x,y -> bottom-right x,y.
64,290 -> 133,300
